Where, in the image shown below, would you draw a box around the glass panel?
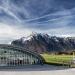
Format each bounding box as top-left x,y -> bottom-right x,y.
0,47 -> 41,66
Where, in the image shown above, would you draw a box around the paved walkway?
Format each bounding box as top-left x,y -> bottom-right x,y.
0,65 -> 74,75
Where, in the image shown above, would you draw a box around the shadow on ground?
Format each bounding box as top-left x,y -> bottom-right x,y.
0,64 -> 71,71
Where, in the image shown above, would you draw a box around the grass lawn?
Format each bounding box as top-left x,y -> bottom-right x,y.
41,54 -> 74,66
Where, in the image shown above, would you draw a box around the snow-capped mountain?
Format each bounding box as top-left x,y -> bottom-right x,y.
11,33 -> 75,54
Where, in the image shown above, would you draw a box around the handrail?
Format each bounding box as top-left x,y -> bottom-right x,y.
0,44 -> 45,64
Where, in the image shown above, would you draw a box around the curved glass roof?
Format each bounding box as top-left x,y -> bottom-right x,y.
0,44 -> 45,66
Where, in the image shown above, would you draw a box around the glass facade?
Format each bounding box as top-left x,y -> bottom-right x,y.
0,46 -> 43,66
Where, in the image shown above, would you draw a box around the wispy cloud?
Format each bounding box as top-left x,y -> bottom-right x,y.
0,0 -> 75,43
0,23 -> 32,44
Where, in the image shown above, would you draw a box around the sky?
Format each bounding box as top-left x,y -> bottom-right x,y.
0,0 -> 75,44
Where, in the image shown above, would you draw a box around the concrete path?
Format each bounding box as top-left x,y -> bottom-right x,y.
0,65 -> 74,75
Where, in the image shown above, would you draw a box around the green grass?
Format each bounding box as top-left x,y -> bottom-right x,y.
41,54 -> 73,65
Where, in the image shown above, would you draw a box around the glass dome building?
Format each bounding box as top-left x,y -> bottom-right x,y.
0,44 -> 45,67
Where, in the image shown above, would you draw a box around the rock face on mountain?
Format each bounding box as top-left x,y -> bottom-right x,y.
11,33 -> 75,54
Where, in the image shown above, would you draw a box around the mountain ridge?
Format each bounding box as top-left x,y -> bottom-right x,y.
11,33 -> 75,54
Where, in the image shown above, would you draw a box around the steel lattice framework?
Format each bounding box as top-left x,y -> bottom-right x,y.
0,44 -> 45,66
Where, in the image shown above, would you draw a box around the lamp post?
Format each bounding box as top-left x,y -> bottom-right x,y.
72,51 -> 75,64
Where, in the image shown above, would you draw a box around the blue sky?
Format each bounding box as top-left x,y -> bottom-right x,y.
0,0 -> 75,44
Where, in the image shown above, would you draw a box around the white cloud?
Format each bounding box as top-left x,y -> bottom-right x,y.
0,23 -> 32,44
0,23 -> 75,44
42,26 -> 75,37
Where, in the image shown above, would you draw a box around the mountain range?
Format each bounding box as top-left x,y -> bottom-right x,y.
11,33 -> 75,54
